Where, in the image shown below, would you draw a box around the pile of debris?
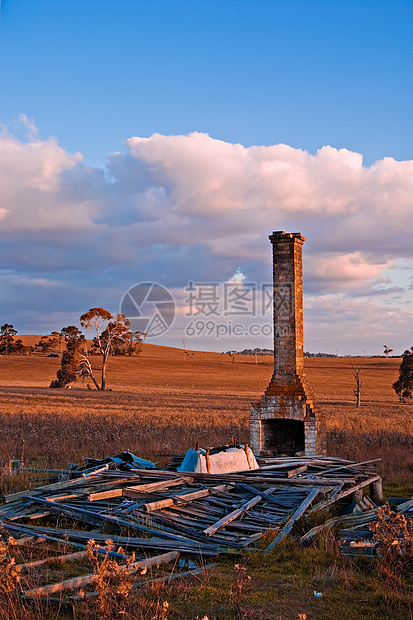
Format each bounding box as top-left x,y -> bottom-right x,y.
0,451 -> 410,599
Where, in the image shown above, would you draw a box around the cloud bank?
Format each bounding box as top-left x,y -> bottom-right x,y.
0,120 -> 412,353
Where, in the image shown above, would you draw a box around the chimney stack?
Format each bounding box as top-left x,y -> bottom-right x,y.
250,232 -> 326,457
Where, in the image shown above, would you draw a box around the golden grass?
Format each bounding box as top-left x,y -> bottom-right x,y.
0,344 -> 412,482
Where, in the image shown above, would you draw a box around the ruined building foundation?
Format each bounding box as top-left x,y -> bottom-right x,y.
250,231 -> 327,457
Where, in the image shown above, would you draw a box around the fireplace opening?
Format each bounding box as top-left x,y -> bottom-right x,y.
261,419 -> 305,456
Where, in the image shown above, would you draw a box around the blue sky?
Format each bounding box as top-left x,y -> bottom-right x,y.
2,0 -> 412,165
0,0 -> 412,354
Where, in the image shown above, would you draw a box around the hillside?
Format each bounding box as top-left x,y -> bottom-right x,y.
0,344 -> 410,482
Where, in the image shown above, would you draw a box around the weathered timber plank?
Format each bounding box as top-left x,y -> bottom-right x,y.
203,496 -> 262,537
67,562 -> 219,600
21,551 -> 179,597
123,476 -> 193,496
300,508 -> 379,544
143,498 -> 175,511
310,475 -> 381,513
397,499 -> 413,513
3,522 -> 220,554
19,550 -> 89,572
4,469 -> 113,503
1,522 -> 90,551
311,459 -> 381,477
48,494 -> 82,503
265,488 -> 320,553
89,488 -> 124,502
143,484 -> 229,512
234,483 -> 306,508
287,465 -> 308,478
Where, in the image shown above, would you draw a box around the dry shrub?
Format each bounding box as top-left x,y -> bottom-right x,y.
85,540 -> 173,619
229,563 -> 252,618
86,539 -> 136,618
0,537 -> 21,596
370,504 -> 413,587
0,537 -> 25,620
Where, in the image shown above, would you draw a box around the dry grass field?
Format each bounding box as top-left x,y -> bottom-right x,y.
1,344 -> 413,620
0,342 -> 412,485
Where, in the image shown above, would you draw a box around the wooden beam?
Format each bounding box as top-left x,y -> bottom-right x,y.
265,488 -> 320,553
311,459 -> 381,477
123,476 -> 193,498
21,551 -> 179,597
287,465 -> 308,478
4,468 -> 113,503
143,485 -> 229,512
310,475 -> 381,513
19,550 -> 89,572
89,488 -> 124,502
203,496 -> 262,537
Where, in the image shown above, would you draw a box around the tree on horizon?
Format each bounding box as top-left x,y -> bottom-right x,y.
393,348 -> 413,401
80,308 -> 144,390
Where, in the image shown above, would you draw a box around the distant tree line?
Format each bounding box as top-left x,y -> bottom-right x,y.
231,348 -> 274,356
304,352 -> 337,358
0,324 -> 30,355
0,325 -> 65,356
226,349 -> 390,358
0,310 -> 145,391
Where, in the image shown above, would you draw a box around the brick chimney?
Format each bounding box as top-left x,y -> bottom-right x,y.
250,232 -> 326,457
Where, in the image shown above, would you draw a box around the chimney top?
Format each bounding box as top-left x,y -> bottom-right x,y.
269,231 -> 305,242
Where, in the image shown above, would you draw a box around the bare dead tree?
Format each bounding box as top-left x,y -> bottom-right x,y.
351,362 -> 363,408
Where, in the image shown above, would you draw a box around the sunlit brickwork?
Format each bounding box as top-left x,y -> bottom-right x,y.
250,231 -> 326,457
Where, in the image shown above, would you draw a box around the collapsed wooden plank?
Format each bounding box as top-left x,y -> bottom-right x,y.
143,498 -> 176,511
287,465 -> 308,478
234,482 -> 308,509
265,488 -> 320,553
300,507 -> 379,544
66,562 -> 219,601
143,484 -> 229,512
1,522 -> 93,551
21,550 -> 179,597
310,475 -> 381,513
310,459 -> 381,477
7,526 -> 219,555
4,468 -> 113,503
123,476 -> 193,495
88,476 -> 194,502
88,488 -> 124,502
176,470 -> 346,485
8,536 -> 40,546
26,511 -> 50,521
397,499 -> 413,513
203,496 -> 262,537
19,550 -> 89,572
47,494 -> 82,502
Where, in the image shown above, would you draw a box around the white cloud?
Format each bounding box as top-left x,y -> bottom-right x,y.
124,132 -> 413,263
306,253 -> 394,286
0,121 -> 412,352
